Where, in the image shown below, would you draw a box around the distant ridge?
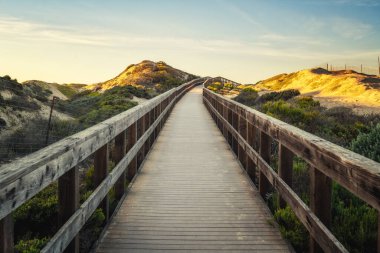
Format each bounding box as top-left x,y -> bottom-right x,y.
87,60 -> 197,91
253,68 -> 380,110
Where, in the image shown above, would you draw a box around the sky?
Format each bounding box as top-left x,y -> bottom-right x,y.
0,0 -> 379,84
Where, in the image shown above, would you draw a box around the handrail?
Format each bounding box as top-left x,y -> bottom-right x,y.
0,77 -> 206,252
203,80 -> 380,253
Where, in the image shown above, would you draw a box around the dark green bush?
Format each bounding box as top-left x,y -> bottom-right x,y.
274,206 -> 309,252
257,89 -> 300,104
233,88 -> 258,106
351,123 -> 380,162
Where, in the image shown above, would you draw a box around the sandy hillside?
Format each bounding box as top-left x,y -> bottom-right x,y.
254,68 -> 380,114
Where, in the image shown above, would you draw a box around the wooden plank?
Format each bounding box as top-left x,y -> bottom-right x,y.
203,95 -> 348,253
278,144 -> 293,209
94,144 -> 110,221
41,83 -> 184,253
0,215 -> 13,253
58,167 -> 79,253
97,86 -> 291,253
204,88 -> 380,211
0,78 -> 206,220
114,130 -> 127,200
259,131 -> 271,198
310,167 -> 332,253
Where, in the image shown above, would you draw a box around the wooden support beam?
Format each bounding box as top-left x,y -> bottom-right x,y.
58,167 -> 79,253
114,130 -> 127,200
278,144 -> 293,209
127,123 -> 137,181
238,115 -> 247,169
0,215 -> 13,253
310,167 -> 332,253
232,111 -> 239,155
94,144 -> 109,221
227,108 -> 233,146
259,131 -> 271,198
246,122 -> 257,182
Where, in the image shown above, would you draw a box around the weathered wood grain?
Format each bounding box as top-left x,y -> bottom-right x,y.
58,167 -> 79,253
204,88 -> 380,211
114,131 -> 127,200
0,214 -> 13,253
259,131 -> 271,198
0,78 -> 205,221
203,95 -> 348,253
97,86 -> 292,253
40,79 -> 196,253
278,144 -> 293,209
310,167 -> 332,253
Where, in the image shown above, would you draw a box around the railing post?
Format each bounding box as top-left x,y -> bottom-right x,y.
114,130 -> 127,200
238,111 -> 247,169
58,166 -> 79,253
137,116 -> 144,169
222,102 -> 228,139
259,131 -> 271,198
227,108 -> 233,146
278,144 -> 293,209
232,110 -> 239,155
0,215 -> 13,253
310,167 -> 332,253
127,123 -> 137,181
246,122 -> 256,182
94,143 -> 109,221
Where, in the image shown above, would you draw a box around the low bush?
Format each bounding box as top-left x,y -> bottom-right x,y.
233,88 -> 258,106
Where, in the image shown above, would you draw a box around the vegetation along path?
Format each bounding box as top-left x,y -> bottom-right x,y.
96,86 -> 292,252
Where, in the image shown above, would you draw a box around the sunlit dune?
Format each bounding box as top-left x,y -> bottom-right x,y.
253,68 -> 380,114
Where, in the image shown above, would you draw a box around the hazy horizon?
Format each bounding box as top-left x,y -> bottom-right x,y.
0,0 -> 379,84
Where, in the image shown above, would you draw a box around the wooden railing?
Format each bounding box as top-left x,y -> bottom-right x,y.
203,82 -> 380,253
0,77 -> 206,253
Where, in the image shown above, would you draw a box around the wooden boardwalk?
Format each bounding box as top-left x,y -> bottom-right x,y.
96,86 -> 292,253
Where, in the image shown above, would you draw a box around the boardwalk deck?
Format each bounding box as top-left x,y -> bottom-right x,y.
96,86 -> 292,253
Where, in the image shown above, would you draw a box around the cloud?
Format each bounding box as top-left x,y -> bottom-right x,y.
258,33 -> 328,46
214,0 -> 267,32
332,0 -> 380,6
0,16 -> 109,46
0,15 -> 377,64
331,17 -> 372,39
309,0 -> 380,7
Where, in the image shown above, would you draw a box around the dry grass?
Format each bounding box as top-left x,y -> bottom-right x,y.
253,68 -> 380,113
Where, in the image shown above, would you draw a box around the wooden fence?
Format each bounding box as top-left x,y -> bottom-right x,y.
0,77 -> 206,253
203,84 -> 380,253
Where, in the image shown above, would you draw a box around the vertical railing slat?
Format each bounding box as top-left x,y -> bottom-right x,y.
58,166 -> 79,253
278,144 -> 293,209
94,144 -> 109,221
114,130 -> 127,200
259,131 -> 271,198
310,167 -> 332,253
0,215 -> 13,253
127,123 -> 137,181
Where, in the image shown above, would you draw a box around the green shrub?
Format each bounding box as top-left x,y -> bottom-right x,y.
351,123 -> 380,162
258,89 -> 300,104
15,237 -> 49,253
13,184 -> 58,240
274,206 -> 309,252
332,184 -> 378,253
233,88 -> 258,106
